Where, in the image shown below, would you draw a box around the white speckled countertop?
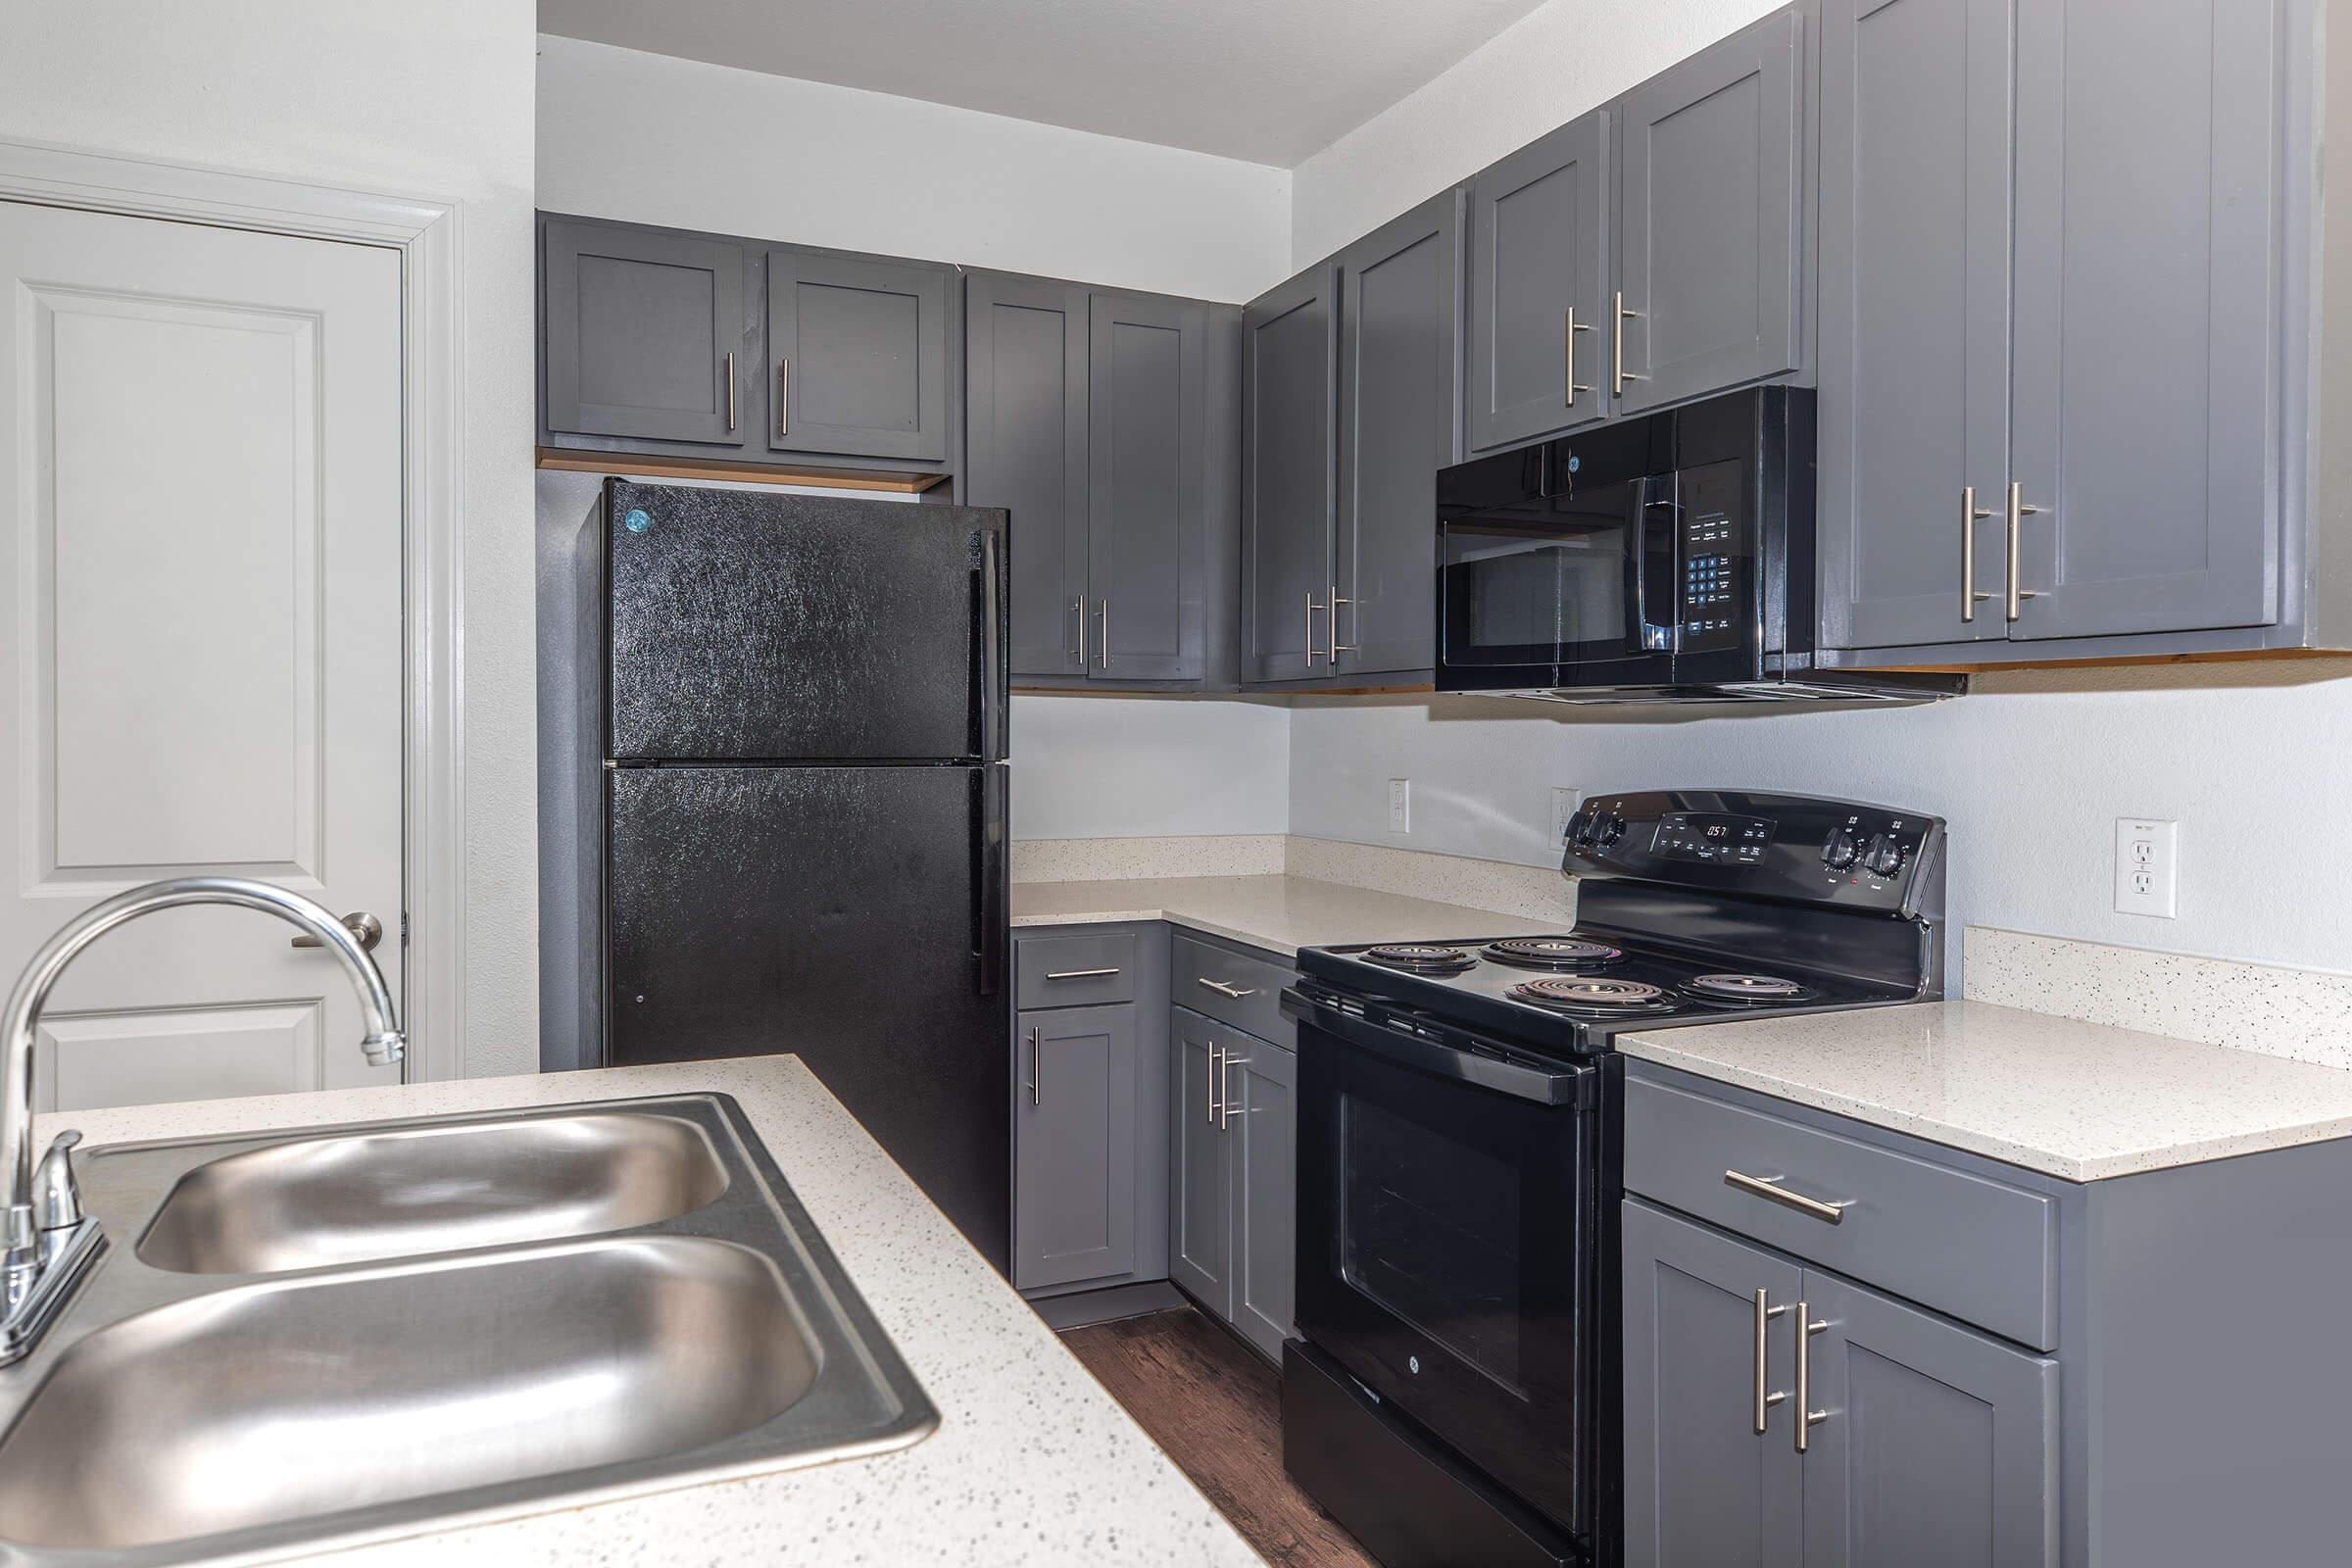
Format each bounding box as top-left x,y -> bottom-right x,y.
39,1058 -> 1261,1567
1620,1000 -> 2352,1181
1011,873 -> 1561,956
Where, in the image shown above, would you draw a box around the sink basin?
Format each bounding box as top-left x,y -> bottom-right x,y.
137,1110 -> 730,1273
0,1094 -> 937,1565
0,1236 -> 813,1549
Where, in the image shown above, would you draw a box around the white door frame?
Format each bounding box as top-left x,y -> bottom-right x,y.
0,138 -> 466,1082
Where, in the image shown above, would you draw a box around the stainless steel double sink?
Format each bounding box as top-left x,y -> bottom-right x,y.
0,1095 -> 938,1564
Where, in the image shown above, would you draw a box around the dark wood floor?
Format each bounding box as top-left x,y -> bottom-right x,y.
1060,1308 -> 1378,1568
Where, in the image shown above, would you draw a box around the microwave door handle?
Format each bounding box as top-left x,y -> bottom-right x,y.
1638,478 -> 1679,654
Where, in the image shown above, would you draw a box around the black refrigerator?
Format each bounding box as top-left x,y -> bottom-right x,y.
574,479 -> 1010,1267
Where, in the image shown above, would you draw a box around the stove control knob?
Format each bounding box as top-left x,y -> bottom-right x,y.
1822,827 -> 1860,869
1864,835 -> 1906,878
1592,812 -> 1626,849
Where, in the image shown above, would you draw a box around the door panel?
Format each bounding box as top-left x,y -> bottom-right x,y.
1818,0 -> 2014,650
1242,265 -> 1338,683
1799,1270 -> 2058,1568
1466,112 -> 1611,451
606,765 -> 1005,1262
766,249 -> 951,461
1621,1200 -> 1804,1568
1089,294 -> 1206,681
0,201 -> 403,1102
605,483 -> 994,761
1013,1004 -> 1138,1291
1230,1039 -> 1297,1360
2008,0 -> 2280,638
543,220 -> 749,447
964,273 -> 1089,678
1617,10 -> 1804,414
1338,193 -> 1460,677
1169,1008 -> 1234,1317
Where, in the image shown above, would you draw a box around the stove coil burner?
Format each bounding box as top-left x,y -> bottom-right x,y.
1686,972 -> 1819,1004
1509,976 -> 1670,1011
1483,936 -> 1626,970
1363,944 -> 1477,974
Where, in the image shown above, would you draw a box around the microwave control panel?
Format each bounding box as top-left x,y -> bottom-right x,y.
1674,460 -> 1747,654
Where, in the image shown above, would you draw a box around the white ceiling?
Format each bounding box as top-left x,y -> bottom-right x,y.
535,0 -> 1552,167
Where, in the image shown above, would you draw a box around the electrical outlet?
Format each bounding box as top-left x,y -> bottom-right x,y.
1388,778 -> 1411,834
2113,818 -> 2179,918
1552,787 -> 1583,844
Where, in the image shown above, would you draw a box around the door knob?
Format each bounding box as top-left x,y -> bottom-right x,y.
290,911 -> 384,952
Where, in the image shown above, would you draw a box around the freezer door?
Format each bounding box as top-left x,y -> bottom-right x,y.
606,763 -> 1010,1266
605,480 -> 1008,762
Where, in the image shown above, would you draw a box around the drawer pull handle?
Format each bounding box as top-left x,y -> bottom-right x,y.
1198,977 -> 1257,1000
1044,967 -> 1121,980
1725,1169 -> 1853,1224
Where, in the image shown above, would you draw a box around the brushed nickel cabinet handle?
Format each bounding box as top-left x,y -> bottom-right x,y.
1027,1025 -> 1042,1107
1304,592 -> 1327,665
1098,599 -> 1109,669
724,352 -> 737,431
1960,486 -> 1996,621
1044,967 -> 1120,980
776,359 -> 790,437
2005,481 -> 2043,622
1753,1289 -> 1790,1435
1613,291 -> 1644,396
1565,306 -> 1593,406
1797,1307 -> 1830,1452
1219,1054 -> 1250,1130
1329,583 -> 1357,657
1197,977 -> 1256,1000
1206,1042 -> 1222,1126
1724,1168 -> 1852,1224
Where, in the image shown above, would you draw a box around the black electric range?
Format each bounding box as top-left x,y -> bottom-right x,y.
1279,790 -> 1946,1568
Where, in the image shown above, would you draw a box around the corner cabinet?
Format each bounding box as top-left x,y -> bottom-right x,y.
1241,262 -> 1338,685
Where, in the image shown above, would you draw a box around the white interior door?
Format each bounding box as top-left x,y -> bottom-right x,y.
0,200 -> 405,1110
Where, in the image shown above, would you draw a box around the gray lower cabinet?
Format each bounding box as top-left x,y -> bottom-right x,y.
764,246 -> 953,463
542,219 -> 751,448
1614,7 -> 1807,416
1012,1004 -> 1137,1290
1241,262 -> 1339,684
1169,1004 -> 1297,1361
1464,111 -> 1610,453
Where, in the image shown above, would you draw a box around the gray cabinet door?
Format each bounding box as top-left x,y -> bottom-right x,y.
1817,0 -> 2014,651
965,273 -> 1089,678
2006,0 -> 2280,640
1228,1038 -> 1297,1361
766,248 -> 951,462
1622,1200 -> 1803,1568
1337,192 -> 1460,677
1464,111 -> 1610,452
1012,1004 -> 1139,1292
1169,1009 -> 1233,1317
543,220 -> 749,447
1089,293 -> 1208,682
1798,1269 -> 2057,1568
1615,9 -> 1805,415
1241,263 -> 1338,684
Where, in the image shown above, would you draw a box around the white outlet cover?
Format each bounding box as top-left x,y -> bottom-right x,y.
1552,787 -> 1583,842
1388,778 -> 1410,834
2113,818 -> 2179,918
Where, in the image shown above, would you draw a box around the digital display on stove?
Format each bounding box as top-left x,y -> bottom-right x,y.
1650,812 -> 1775,865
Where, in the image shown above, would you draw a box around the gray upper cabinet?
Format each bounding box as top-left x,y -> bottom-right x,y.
1169,1012 -> 1233,1317
1798,1270 -> 2057,1568
1336,192 -> 1461,678
2005,0 -> 2280,642
1242,262 -> 1339,684
1012,1004 -> 1139,1291
965,273 -> 1089,677
1614,8 -> 1806,415
1622,1200 -> 1804,1568
1464,111 -> 1610,453
543,220 -> 750,448
1227,1039 -> 1297,1361
766,247 -> 952,462
1817,0 -> 2015,651
1089,293 -> 1209,681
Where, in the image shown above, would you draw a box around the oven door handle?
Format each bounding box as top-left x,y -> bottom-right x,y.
1283,989 -> 1595,1107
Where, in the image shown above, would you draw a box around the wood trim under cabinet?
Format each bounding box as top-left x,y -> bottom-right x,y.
534,446 -> 950,494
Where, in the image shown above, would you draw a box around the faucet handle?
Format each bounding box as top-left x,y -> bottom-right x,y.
32,1131 -> 81,1232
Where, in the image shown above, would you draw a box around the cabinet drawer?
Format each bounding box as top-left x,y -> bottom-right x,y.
1014,932 -> 1138,1009
1171,933 -> 1296,1048
1624,1073 -> 2055,1348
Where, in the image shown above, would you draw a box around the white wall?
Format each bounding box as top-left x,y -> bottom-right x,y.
1292,0 -> 1782,264
2,0 -> 542,1077
538,35 -> 1291,303
1011,696 -> 1291,840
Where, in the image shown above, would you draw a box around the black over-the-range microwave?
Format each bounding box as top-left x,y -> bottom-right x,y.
1434,386 -> 1963,703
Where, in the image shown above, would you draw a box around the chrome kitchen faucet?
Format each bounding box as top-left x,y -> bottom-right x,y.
0,877 -> 404,1363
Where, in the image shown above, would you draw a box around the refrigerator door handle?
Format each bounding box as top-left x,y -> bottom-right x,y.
977,527 -> 1006,763
975,763 -> 1007,998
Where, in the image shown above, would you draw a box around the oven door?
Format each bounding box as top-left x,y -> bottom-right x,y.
1289,984 -> 1601,1539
